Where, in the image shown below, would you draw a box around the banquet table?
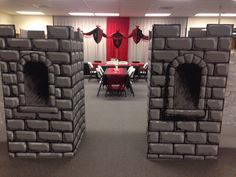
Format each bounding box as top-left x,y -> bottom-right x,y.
96,68 -> 134,96
92,61 -> 145,78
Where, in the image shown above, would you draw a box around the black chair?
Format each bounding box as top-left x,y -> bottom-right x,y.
83,62 -> 90,76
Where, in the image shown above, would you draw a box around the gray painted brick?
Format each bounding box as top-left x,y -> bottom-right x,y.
47,26 -> 74,39
28,30 -> 45,39
26,120 -> 49,131
60,40 -> 74,52
2,74 -> 17,84
4,97 -> 18,108
11,86 -> 18,96
7,120 -> 24,130
63,133 -> 74,143
149,87 -> 161,97
152,38 -> 165,49
215,64 -> 229,76
55,77 -> 71,88
149,109 -> 160,120
47,52 -> 70,64
51,143 -> 73,152
7,38 -> 31,50
9,142 -> 26,152
176,122 -> 197,131
152,50 -> 178,62
150,98 -> 164,108
54,64 -> 61,76
56,100 -> 72,109
174,144 -> 195,155
62,89 -> 73,99
64,152 -> 75,158
151,76 -> 166,86
3,85 -> 10,96
152,63 -> 163,75
38,153 -> 63,158
208,133 -> 220,144
51,121 -> 73,131
153,25 -> 180,37
207,24 -> 233,37
63,111 -> 73,121
148,132 -> 159,142
7,131 -> 14,141
5,109 -> 12,118
0,50 -> 19,62
196,145 -> 218,156
207,64 -> 214,75
149,121 -> 174,131
219,37 -> 232,50
149,143 -> 173,154
13,109 -> 36,119
0,38 -> 5,49
0,61 -> 8,72
32,39 -> 59,51
209,111 -> 223,121
160,132 -> 184,143
212,88 -> 225,99
206,99 -> 223,110
166,38 -> 192,50
0,25 -> 15,37
159,155 -> 183,159
205,51 -> 230,63
15,131 -> 36,141
38,113 -> 61,120
18,106 -> 58,113
180,50 -> 204,58
16,153 -> 37,158
61,65 -> 72,76
55,88 -> 61,98
38,132 -> 62,141
207,77 -> 226,87
199,122 -> 221,133
184,155 -> 204,160
194,38 -> 217,50
186,133 -> 207,143
28,143 -> 50,152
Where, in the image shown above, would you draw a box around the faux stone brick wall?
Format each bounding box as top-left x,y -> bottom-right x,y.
147,24 -> 233,160
0,25 -> 85,158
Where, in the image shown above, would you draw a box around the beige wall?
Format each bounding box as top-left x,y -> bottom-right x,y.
12,15 -> 53,33
0,12 -> 12,24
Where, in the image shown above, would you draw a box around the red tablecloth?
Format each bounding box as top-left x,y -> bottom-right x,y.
105,68 -> 127,76
92,62 -> 144,69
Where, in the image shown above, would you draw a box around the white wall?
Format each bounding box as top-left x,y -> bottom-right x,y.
12,15 -> 53,34
0,12 -> 12,24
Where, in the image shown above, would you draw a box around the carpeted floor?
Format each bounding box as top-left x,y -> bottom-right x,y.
0,79 -> 235,177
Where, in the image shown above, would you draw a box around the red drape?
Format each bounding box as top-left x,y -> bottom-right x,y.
106,17 -> 129,61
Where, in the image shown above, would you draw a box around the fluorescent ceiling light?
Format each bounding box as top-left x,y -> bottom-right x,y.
69,12 -> 94,16
195,13 -> 219,17
145,13 -> 171,17
16,11 -> 44,15
221,13 -> 236,17
94,13 -> 119,16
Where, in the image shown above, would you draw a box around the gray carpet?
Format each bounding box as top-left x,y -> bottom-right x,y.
0,80 -> 235,177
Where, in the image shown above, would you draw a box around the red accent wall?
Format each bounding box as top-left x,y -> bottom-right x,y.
106,17 -> 129,61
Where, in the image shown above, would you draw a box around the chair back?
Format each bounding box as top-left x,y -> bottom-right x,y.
129,68 -> 136,79
143,62 -> 148,70
88,62 -> 94,69
97,65 -> 104,74
127,66 -> 134,73
96,68 -> 103,79
83,62 -> 90,75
